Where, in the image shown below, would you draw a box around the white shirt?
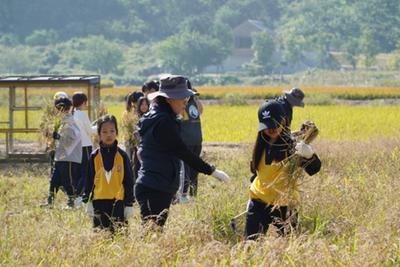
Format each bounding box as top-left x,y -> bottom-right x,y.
73,109 -> 96,147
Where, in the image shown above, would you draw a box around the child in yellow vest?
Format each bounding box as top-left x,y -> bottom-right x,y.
245,100 -> 321,240
84,115 -> 134,233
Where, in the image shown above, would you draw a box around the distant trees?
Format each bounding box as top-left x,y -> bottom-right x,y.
25,29 -> 59,46
157,31 -> 229,75
79,36 -> 123,74
0,0 -> 399,75
248,31 -> 275,74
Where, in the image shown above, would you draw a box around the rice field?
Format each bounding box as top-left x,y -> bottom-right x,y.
3,85 -> 400,102
2,86 -> 400,265
1,103 -> 400,143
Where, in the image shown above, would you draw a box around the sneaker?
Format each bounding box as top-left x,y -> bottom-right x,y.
67,197 -> 75,209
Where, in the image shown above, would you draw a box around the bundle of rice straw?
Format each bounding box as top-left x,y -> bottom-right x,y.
273,121 -> 319,209
121,111 -> 139,147
39,101 -> 62,152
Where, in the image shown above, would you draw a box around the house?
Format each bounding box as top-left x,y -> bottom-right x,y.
206,20 -> 269,72
205,19 -> 320,74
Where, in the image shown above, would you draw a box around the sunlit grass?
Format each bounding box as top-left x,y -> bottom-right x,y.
1,138 -> 400,265
201,104 -> 400,142
1,104 -> 400,143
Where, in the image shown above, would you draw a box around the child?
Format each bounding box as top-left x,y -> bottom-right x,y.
84,115 -> 134,233
72,92 -> 96,204
136,96 -> 150,116
121,91 -> 143,162
141,80 -> 159,96
43,97 -> 82,208
244,100 -> 321,240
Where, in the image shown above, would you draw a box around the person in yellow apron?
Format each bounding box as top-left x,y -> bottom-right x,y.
245,100 -> 321,240
84,115 -> 134,233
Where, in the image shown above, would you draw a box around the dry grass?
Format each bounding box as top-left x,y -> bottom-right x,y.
1,138 -> 400,265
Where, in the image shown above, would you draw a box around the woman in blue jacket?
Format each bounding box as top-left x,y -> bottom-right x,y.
135,75 -> 230,228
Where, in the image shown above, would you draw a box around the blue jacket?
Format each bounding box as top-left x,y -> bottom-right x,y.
136,99 -> 213,193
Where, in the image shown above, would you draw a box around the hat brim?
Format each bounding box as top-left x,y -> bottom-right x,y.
148,89 -> 196,101
284,92 -> 304,107
258,119 -> 281,131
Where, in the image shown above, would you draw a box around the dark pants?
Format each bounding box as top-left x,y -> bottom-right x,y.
182,144 -> 202,196
134,183 -> 175,227
76,146 -> 92,196
48,161 -> 80,206
244,199 -> 297,240
93,199 -> 125,233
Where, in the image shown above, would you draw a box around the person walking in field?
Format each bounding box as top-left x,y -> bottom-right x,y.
72,92 -> 97,205
135,75 -> 230,229
244,100 -> 321,240
84,115 -> 134,233
177,79 -> 204,203
275,87 -> 305,129
42,97 -> 82,208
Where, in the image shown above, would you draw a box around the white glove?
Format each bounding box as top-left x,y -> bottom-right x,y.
124,206 -> 134,219
295,141 -> 314,159
86,202 -> 94,216
211,169 -> 231,183
74,196 -> 83,208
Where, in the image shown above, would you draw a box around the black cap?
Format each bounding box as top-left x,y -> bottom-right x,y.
284,87 -> 305,107
258,100 -> 285,131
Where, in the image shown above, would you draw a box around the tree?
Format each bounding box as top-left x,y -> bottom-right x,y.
25,29 -> 59,46
157,31 -> 229,75
249,31 -> 275,74
79,36 -> 123,74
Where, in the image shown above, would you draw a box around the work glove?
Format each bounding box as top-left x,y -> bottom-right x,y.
124,206 -> 134,219
295,141 -> 314,159
74,196 -> 83,208
86,202 -> 94,217
52,131 -> 60,140
211,169 -> 231,183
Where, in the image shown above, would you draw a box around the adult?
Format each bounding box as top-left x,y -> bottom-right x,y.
178,79 -> 203,202
275,87 -> 305,129
135,75 -> 230,228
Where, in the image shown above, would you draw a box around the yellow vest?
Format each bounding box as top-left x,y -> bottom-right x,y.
93,151 -> 125,200
249,151 -> 299,206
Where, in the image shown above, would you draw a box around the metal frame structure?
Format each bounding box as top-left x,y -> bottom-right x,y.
0,75 -> 101,161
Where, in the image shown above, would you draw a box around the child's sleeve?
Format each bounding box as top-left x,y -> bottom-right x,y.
83,153 -> 96,203
83,112 -> 97,136
301,154 -> 322,176
122,151 -> 135,206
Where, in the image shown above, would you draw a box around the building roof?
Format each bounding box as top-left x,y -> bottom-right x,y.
233,19 -> 272,37
0,75 -> 100,86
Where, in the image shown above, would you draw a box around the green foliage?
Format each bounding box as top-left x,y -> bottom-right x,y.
25,29 -> 59,46
248,31 -> 275,74
157,31 -> 229,75
0,0 -> 399,76
78,36 -> 124,74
